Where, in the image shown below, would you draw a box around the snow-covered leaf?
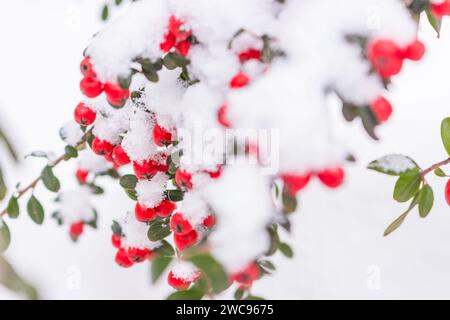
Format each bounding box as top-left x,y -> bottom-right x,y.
368,154 -> 418,176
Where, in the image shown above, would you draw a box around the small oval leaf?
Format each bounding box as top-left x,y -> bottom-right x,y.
27,195 -> 44,225
7,196 -> 19,219
441,118 -> 450,156
0,220 -> 11,253
418,185 -> 434,218
41,166 -> 60,193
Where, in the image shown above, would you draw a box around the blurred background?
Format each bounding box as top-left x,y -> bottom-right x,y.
1,0 -> 450,299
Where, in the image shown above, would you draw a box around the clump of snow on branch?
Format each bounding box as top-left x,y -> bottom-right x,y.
170,260 -> 200,281
135,172 -> 167,208
121,212 -> 162,250
58,189 -> 96,224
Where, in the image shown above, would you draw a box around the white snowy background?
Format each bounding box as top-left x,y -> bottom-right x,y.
1,0 -> 450,299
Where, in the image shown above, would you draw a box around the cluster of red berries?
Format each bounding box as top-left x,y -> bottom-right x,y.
111,232 -> 156,268
160,16 -> 192,57
231,262 -> 261,288
432,0 -> 450,17
367,38 -> 425,80
281,167 -> 345,196
79,57 -> 130,108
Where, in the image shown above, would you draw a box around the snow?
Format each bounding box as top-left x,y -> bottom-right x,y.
204,163 -> 274,272
370,154 -> 417,174
58,189 -> 96,224
78,151 -> 110,174
170,260 -> 199,281
177,191 -> 209,227
59,122 -> 84,147
121,212 -> 162,250
135,172 -> 167,208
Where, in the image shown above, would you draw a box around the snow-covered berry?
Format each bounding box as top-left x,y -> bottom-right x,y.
104,82 -> 130,108
133,160 -> 159,180
112,145 -> 131,166
152,124 -> 173,147
74,102 -> 96,126
155,200 -> 176,218
91,137 -> 114,156
170,212 -> 193,235
174,230 -> 198,251
135,202 -> 156,223
80,72 -> 103,98
115,248 -> 134,268
175,169 -> 193,190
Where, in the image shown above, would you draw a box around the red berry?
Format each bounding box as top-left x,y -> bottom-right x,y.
80,72 -> 103,98
155,200 -> 176,218
133,160 -> 159,180
69,221 -> 84,240
175,169 -> 193,190
432,0 -> 450,17
74,102 -> 96,126
202,215 -> 216,229
104,82 -> 130,108
160,32 -> 176,52
317,167 -> 345,189
91,137 -> 114,156
170,212 -> 193,235
230,73 -> 250,89
173,230 -> 198,251
75,169 -> 89,184
126,247 -> 152,263
207,166 -> 222,179
445,179 -> 450,206
232,262 -> 260,287
238,49 -> 261,63
371,96 -> 393,123
112,145 -> 130,166
135,202 -> 157,223
404,40 -> 425,61
80,56 -> 93,75
281,172 -> 312,195
167,271 -> 192,290
367,39 -> 404,79
175,40 -> 191,57
112,234 -> 122,248
168,16 -> 192,41
218,104 -> 231,128
152,124 -> 173,147
115,248 -> 134,268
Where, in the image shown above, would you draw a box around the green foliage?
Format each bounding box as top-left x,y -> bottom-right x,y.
167,288 -> 204,300
393,169 -> 421,203
279,242 -> 294,258
187,253 -> 229,294
147,219 -> 171,241
27,195 -> 44,225
0,219 -> 11,253
441,118 -> 450,156
41,166 -> 61,193
368,155 -> 418,176
0,256 -> 38,300
418,184 -> 434,218
6,196 -> 19,219
151,256 -> 173,283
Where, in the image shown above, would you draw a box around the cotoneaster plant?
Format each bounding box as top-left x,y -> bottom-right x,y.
0,0 -> 447,300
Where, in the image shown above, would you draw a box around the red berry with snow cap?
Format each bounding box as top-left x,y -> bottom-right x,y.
404,40 -> 425,61
238,49 -> 262,63
153,124 -> 173,147
91,137 -> 114,156
202,215 -> 216,229
168,16 -> 192,41
80,72 -> 103,98
281,172 -> 312,195
69,221 -> 84,241
170,212 -> 193,235
175,169 -> 193,190
80,56 -> 93,75
232,262 -> 260,287
75,169 -> 89,184
317,167 -> 345,189
133,160 -> 159,180
115,248 -> 134,268
167,271 -> 200,290
74,102 -> 96,126
112,145 -> 130,166
230,72 -> 250,89
371,96 -> 393,123
208,166 -> 222,179
155,200 -> 176,218
160,32 -> 176,52
104,82 -> 130,108
126,247 -> 152,263
135,202 -> 156,223
174,230 -> 198,251
112,234 -> 122,249
368,39 -> 404,79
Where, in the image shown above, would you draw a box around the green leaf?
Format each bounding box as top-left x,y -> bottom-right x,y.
85,210 -> 98,229
266,225 -> 280,256
234,287 -> 245,300
155,240 -> 175,257
259,260 -> 275,271
115,0 -> 123,5
120,174 -> 138,189
101,4 -> 109,21
7,196 -> 19,219
281,191 -> 297,214
187,254 -> 229,294
279,242 -> 294,258
64,145 -> 78,159
384,195 -> 419,237
151,256 -> 172,283
0,219 -> 11,253
393,169 -> 421,203
418,184 -> 434,218
27,195 -> 44,225
87,183 -> 104,195
0,127 -> 18,162
442,118 -> 450,156
41,166 -> 61,193
245,295 -> 265,300
111,220 -> 122,236
426,9 -> 442,37
0,256 -> 39,300
163,54 -> 178,70
368,154 -> 418,176
118,74 -> 132,89
434,167 -> 447,177
166,189 -> 184,202
124,188 -> 138,201
167,288 -> 204,300
147,219 -> 171,241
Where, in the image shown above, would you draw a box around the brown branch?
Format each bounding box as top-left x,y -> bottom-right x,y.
0,129 -> 92,218
420,157 -> 450,179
